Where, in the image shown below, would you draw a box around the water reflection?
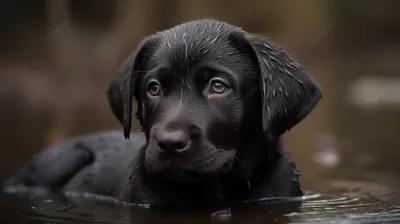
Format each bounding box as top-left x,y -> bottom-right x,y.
0,190 -> 299,224
294,194 -> 400,224
1,187 -> 400,224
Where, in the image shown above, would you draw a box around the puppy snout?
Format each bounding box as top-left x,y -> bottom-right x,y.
157,130 -> 189,153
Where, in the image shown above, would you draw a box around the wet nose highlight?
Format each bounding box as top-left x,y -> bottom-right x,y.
157,130 -> 189,153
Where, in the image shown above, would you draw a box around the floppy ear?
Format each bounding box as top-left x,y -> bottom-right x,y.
106,35 -> 160,139
229,31 -> 322,141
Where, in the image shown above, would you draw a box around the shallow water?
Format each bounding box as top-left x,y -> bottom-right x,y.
1,179 -> 400,224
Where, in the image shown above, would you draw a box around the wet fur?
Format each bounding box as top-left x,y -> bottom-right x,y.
3,19 -> 321,208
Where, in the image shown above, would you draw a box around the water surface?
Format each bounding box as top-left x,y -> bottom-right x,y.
1,173 -> 399,224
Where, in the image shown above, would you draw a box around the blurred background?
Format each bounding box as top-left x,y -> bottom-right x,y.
1,0 -> 400,196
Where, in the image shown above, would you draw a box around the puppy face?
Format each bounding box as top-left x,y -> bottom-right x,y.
107,19 -> 322,182
137,33 -> 261,181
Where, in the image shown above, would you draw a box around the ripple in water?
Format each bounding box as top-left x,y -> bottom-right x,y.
1,188 -> 400,224
289,193 -> 400,224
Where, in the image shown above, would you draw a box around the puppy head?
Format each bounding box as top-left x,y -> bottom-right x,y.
107,19 -> 322,182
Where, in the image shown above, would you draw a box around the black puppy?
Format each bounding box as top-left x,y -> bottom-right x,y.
3,19 -> 321,208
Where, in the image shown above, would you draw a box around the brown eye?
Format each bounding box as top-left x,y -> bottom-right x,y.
147,81 -> 161,96
210,79 -> 229,94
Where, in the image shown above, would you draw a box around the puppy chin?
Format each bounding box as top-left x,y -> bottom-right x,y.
144,154 -> 236,183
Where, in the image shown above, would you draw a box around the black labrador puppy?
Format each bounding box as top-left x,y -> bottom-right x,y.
3,19 -> 322,208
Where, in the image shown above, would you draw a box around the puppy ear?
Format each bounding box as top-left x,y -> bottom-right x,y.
229,31 -> 322,140
107,35 -> 159,139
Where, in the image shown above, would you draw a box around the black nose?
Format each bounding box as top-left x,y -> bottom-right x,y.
157,130 -> 189,153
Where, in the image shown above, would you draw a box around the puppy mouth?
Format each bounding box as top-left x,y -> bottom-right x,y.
146,159 -> 235,183
144,147 -> 236,183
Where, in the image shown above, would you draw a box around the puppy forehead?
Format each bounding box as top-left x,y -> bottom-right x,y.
153,20 -> 241,71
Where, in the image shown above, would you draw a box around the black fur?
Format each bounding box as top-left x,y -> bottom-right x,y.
3,19 -> 322,208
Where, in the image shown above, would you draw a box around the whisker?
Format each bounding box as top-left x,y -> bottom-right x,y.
214,145 -> 235,151
128,148 -> 145,169
234,156 -> 250,170
130,69 -> 152,74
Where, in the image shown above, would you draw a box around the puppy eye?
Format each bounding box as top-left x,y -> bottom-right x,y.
210,78 -> 229,95
147,81 -> 161,96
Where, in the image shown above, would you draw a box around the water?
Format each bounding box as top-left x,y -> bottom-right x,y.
1,192 -> 399,224
1,175 -> 400,223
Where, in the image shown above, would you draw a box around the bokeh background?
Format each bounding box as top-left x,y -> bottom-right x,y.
1,0 -> 400,196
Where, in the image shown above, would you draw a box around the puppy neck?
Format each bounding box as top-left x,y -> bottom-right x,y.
221,138 -> 301,203
231,134 -> 283,181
